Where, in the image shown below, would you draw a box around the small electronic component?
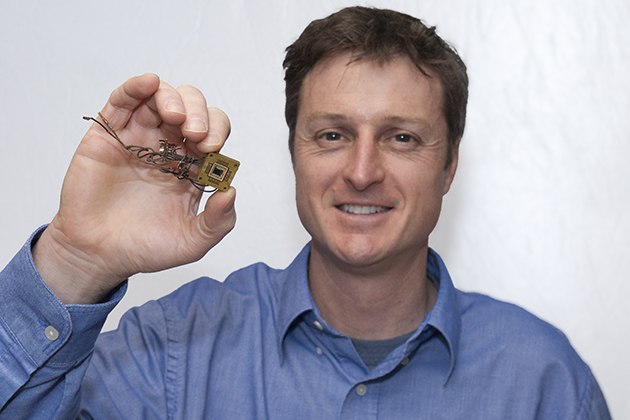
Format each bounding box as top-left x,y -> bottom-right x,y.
84,114 -> 239,192
197,153 -> 240,191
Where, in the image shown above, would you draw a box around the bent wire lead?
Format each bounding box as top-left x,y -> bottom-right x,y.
83,113 -> 239,192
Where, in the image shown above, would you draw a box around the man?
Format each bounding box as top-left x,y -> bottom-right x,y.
0,6 -> 610,419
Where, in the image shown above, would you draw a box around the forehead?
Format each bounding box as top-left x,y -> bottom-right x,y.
298,54 -> 445,129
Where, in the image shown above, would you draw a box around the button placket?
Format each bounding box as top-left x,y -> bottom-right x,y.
311,319 -> 326,355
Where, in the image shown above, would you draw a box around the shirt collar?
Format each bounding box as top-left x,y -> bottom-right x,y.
419,248 -> 462,384
273,243 -> 315,360
272,243 -> 462,381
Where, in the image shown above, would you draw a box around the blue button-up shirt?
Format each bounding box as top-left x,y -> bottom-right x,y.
0,229 -> 611,419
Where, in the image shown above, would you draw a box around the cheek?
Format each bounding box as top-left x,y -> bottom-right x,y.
395,164 -> 449,209
294,153 -> 337,196
293,157 -> 342,231
293,159 -> 315,200
293,160 -> 320,219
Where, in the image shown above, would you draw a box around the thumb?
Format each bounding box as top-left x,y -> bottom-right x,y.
196,187 -> 237,248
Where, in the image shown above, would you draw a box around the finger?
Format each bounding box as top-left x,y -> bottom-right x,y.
192,187 -> 237,253
100,74 -> 161,130
195,107 -> 232,154
150,80 -> 191,127
176,84 -> 210,142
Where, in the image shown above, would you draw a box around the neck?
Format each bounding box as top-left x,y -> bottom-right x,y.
308,242 -> 438,340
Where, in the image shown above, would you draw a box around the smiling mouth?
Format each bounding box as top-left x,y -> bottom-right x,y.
337,204 -> 392,215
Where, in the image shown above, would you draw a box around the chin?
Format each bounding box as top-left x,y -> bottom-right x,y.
325,236 -> 389,268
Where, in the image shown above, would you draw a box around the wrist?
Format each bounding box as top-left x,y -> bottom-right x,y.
32,225 -> 127,305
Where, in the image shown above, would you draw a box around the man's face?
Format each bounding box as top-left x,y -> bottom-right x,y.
293,54 -> 458,270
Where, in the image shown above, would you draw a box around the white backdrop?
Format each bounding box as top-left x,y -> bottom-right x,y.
1,0 -> 628,417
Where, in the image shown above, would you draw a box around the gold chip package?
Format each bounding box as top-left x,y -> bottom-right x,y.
197,152 -> 240,191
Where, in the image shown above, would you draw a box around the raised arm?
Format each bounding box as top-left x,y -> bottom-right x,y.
0,75 -> 237,418
32,74 -> 237,304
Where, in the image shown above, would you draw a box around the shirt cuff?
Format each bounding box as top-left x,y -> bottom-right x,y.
0,226 -> 127,369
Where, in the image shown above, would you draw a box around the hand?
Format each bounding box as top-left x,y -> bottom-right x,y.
32,74 -> 237,304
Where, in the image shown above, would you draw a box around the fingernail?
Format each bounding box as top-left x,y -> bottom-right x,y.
185,117 -> 207,133
165,100 -> 185,115
202,130 -> 222,147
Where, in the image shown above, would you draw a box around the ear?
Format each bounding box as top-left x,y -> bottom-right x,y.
442,137 -> 460,195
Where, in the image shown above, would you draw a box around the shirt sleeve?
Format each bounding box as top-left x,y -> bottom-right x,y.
79,298 -> 174,419
577,371 -> 612,420
0,227 -> 126,419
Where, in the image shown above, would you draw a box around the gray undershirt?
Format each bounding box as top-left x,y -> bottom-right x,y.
351,331 -> 414,371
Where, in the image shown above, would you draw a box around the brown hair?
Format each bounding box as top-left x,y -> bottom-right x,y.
283,6 -> 468,166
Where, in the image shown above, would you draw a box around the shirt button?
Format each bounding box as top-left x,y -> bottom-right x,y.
313,320 -> 324,331
315,347 -> 323,356
44,326 -> 59,341
401,357 -> 410,366
356,384 -> 367,396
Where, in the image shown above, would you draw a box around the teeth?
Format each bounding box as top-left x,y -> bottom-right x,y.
339,204 -> 390,215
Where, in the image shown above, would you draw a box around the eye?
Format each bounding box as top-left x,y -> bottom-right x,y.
323,132 -> 342,141
394,134 -> 413,143
383,131 -> 422,152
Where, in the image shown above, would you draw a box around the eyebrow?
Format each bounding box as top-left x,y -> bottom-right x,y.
304,112 -> 430,129
303,112 -> 349,125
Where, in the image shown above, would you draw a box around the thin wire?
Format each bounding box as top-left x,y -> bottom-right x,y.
83,113 -> 216,192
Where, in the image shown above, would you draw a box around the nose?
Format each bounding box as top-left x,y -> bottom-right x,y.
343,136 -> 385,191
